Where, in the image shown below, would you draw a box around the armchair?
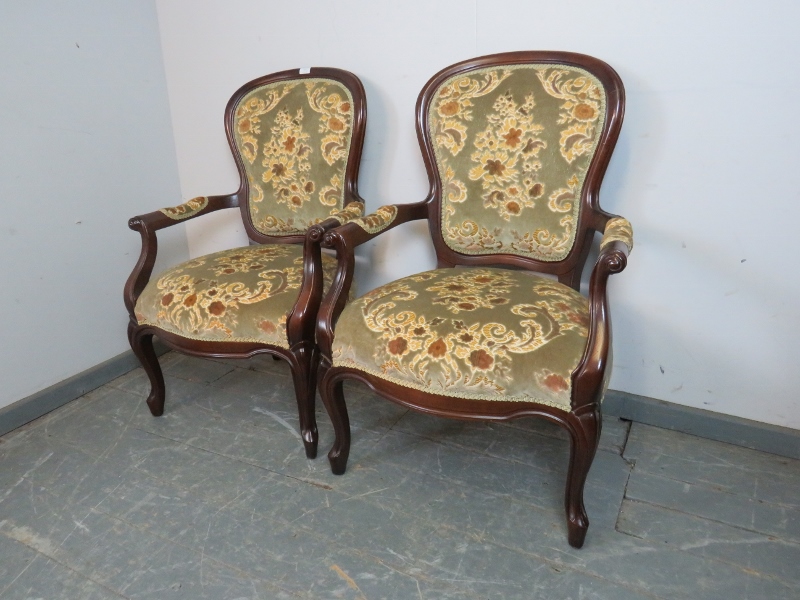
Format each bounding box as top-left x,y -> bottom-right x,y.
124,68 -> 366,459
313,52 -> 631,547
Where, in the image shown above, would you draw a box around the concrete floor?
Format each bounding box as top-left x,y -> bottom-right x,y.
1,352 -> 798,599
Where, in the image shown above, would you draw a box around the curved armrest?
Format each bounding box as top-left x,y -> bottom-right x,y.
313,200 -> 430,360
128,193 -> 239,232
123,193 -> 239,317
571,216 -> 633,409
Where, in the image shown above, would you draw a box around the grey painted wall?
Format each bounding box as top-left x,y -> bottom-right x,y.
0,1 -> 187,410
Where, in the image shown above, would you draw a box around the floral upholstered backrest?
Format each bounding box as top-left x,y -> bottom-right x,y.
427,62 -> 608,262
231,77 -> 356,237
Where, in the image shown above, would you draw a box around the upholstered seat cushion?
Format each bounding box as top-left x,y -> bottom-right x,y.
135,244 -> 338,348
332,267 -> 591,410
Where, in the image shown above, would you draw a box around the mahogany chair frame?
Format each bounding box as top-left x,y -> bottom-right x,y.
124,68 -> 367,459
310,52 -> 628,547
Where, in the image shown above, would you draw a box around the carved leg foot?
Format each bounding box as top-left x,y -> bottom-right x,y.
128,323 -> 165,416
290,349 -> 318,459
321,370 -> 350,475
565,407 -> 601,549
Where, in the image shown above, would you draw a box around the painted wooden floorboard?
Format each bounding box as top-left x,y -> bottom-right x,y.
2,352 -> 798,599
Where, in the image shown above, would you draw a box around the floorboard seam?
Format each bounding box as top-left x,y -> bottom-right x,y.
619,496 -> 800,547
613,499 -> 800,593
617,418 -> 633,456
630,467 -> 800,510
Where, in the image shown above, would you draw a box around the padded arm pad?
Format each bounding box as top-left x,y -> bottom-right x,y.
158,196 -> 209,220
325,201 -> 366,225
346,204 -> 398,234
600,217 -> 633,253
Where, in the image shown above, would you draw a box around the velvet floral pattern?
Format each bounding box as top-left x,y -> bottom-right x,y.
332,267 -> 591,409
428,65 -> 607,262
601,217 -> 633,252
159,197 -> 208,220
232,79 -> 355,236
326,201 -> 365,226
135,244 -> 339,348
350,205 -> 398,234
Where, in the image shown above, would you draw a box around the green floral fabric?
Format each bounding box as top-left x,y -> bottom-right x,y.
429,64 -> 607,262
327,201 -> 365,225
332,267 -> 591,410
349,205 -> 398,234
601,217 -> 633,252
136,244 -> 338,348
159,197 -> 208,220
232,78 -> 355,236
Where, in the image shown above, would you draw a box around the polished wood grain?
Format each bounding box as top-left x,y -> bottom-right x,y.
124,68 -> 367,459
316,51 -> 628,547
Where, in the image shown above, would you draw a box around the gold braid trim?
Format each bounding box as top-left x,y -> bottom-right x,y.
600,217 -> 633,252
331,358 -> 573,411
159,197 -> 208,220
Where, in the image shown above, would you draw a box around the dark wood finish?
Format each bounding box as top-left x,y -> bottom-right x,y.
124,68 -> 367,459
316,51 -> 628,547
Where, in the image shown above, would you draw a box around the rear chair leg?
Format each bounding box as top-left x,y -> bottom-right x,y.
128,323 -> 166,416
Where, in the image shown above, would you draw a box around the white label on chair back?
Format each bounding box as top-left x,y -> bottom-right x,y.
299,67 -> 311,74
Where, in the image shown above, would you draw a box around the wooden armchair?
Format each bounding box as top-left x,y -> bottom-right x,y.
311,52 -> 632,547
124,68 -> 366,459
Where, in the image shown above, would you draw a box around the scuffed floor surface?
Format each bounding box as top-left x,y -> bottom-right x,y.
1,352 -> 798,599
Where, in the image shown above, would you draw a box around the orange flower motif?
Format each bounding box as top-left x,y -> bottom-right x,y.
502,127 -> 522,148
259,320 -> 277,334
427,338 -> 447,358
469,349 -> 494,370
573,103 -> 596,120
439,100 -> 460,117
388,337 -> 408,355
543,373 -> 569,392
208,301 -> 226,316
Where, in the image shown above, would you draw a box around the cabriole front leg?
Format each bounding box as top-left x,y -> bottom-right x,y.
127,323 -> 166,416
320,368 -> 351,475
288,344 -> 319,459
564,405 -> 601,548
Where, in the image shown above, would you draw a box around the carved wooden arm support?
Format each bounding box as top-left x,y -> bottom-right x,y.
313,200 -> 430,360
123,193 -> 239,318
570,216 -> 633,409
